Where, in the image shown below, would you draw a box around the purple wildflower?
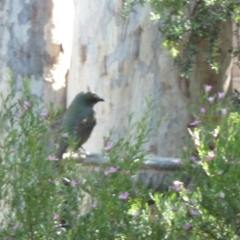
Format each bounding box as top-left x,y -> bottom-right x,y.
205,152 -> 215,162
40,112 -> 48,118
200,107 -> 206,113
62,132 -> 69,138
221,108 -> 227,115
16,113 -> 22,119
208,96 -> 214,102
183,223 -> 193,231
71,180 -> 80,187
189,120 -> 200,126
171,181 -> 184,192
218,92 -> 225,99
46,155 -> 58,161
190,156 -> 197,162
104,166 -> 118,175
70,211 -> 77,217
118,192 -> 129,200
189,209 -> 199,216
104,142 -> 114,151
53,213 -> 59,220
23,101 -> 30,110
91,201 -> 98,208
205,85 -> 212,92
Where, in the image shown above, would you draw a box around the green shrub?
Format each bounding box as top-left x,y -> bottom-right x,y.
1,81 -> 240,239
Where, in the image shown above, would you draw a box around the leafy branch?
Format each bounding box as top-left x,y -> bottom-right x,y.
122,0 -> 240,77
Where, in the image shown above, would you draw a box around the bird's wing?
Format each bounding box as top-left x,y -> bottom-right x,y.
55,106 -> 85,159
56,103 -> 97,159
74,113 -> 96,148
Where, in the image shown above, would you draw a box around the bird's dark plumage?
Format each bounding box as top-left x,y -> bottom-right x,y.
56,91 -> 104,160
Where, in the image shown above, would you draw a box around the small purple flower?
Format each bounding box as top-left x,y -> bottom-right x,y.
104,166 -> 118,175
183,223 -> 193,231
218,92 -> 225,99
221,109 -> 227,115
23,101 -> 30,110
189,120 -> 200,126
62,132 -> 69,138
104,142 -> 114,151
208,96 -> 214,102
71,180 -> 80,187
189,209 -> 199,216
171,181 -> 184,192
200,107 -> 206,113
46,155 -> 58,161
53,213 -> 59,220
190,156 -> 197,162
205,85 -> 212,92
91,201 -> 98,208
70,211 -> 77,217
40,112 -> 48,118
118,192 -> 129,200
16,113 -> 22,119
205,152 -> 215,162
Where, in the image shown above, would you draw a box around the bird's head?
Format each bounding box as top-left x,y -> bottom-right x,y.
74,91 -> 104,107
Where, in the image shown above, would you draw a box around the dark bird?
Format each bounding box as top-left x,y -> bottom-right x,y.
55,91 -> 104,160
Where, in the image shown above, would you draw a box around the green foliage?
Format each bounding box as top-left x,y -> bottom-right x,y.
2,79 -> 240,238
177,88 -> 240,238
0,83 -> 62,238
0,80 -> 162,239
122,0 -> 240,77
